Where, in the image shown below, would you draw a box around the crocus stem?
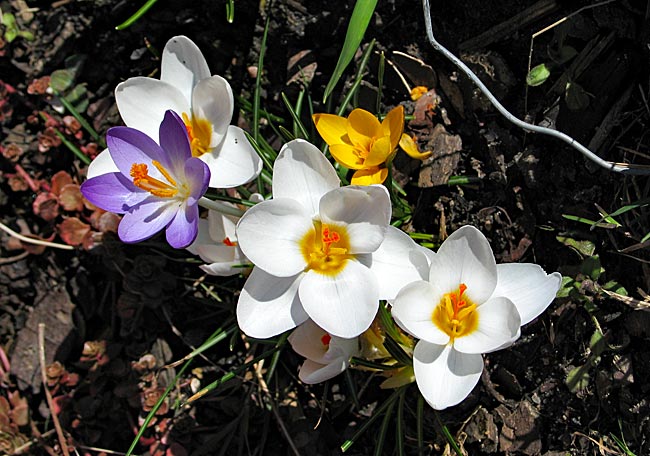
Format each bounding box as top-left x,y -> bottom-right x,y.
198,197 -> 245,217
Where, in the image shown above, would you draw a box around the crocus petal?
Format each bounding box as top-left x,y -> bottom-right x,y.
299,260 -> 379,338
347,108 -> 381,147
237,267 -> 308,338
391,280 -> 450,345
184,157 -> 211,203
493,264 -> 562,326
191,76 -> 233,147
195,244 -> 236,263
399,133 -> 431,160
200,261 -> 246,277
350,167 -> 389,185
80,173 -> 148,214
288,319 -> 329,363
106,126 -> 168,179
207,208 -> 238,241
165,203 -> 199,248
369,226 -> 431,300
236,199 -> 312,277
87,148 -> 118,179
381,105 -> 404,150
428,225 -> 497,305
272,139 -> 340,216
329,144 -> 364,170
298,359 -> 348,384
201,126 -> 262,188
312,113 -> 349,146
186,218 -> 211,256
413,342 -> 483,410
161,35 -> 211,102
365,136 -> 393,167
452,296 -> 521,354
158,110 -> 192,176
118,198 -> 177,243
115,78 -> 190,142
319,185 -> 390,254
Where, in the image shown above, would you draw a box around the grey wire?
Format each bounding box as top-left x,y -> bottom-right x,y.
421,0 -> 650,175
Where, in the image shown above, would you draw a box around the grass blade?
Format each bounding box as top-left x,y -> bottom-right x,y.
417,395 -> 424,456
323,0 -> 378,102
115,0 -> 160,30
281,92 -> 310,139
341,388 -> 401,452
373,395 -> 397,456
336,39 -> 376,116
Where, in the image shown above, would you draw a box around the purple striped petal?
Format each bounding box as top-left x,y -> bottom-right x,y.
80,173 -> 148,214
159,110 -> 192,177
184,157 -> 211,204
118,198 -> 177,243
106,126 -> 169,177
166,203 -> 199,248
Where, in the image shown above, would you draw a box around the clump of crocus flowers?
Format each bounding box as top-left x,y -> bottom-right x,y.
79,35 -> 562,417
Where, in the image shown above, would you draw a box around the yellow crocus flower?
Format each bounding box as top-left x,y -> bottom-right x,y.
313,106 -> 431,185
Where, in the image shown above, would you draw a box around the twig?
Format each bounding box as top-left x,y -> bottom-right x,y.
38,324 -> 71,456
11,429 -> 57,455
421,0 -> 650,175
0,221 -> 74,250
0,250 -> 30,265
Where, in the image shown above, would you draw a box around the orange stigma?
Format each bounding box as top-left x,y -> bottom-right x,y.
321,334 -> 332,346
222,237 -> 237,247
130,161 -> 178,198
321,227 -> 340,255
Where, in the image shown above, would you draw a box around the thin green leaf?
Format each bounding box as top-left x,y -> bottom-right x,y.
253,15 -> 270,142
226,0 -> 235,23
349,357 -> 400,370
344,369 -> 361,410
606,197 -> 650,218
115,0 -> 160,30
340,388 -> 401,452
396,388 -> 406,456
417,395 -> 424,456
125,359 -> 193,456
373,395 -> 396,456
323,0 -> 378,102
281,92 -> 310,139
376,51 -> 385,114
54,88 -> 105,147
264,332 -> 289,384
436,413 -> 462,455
336,39 -> 376,116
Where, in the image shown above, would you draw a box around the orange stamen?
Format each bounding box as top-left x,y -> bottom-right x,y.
130,161 -> 178,198
321,334 -> 332,346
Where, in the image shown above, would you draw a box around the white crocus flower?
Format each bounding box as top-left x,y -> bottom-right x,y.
187,208 -> 249,276
288,319 -> 359,384
236,139 -> 427,340
391,225 -> 561,410
88,35 -> 262,189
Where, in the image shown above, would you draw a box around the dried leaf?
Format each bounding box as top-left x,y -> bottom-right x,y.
58,217 -> 90,246
59,184 -> 84,212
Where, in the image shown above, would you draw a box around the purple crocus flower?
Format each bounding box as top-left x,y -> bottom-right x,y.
81,110 -> 210,248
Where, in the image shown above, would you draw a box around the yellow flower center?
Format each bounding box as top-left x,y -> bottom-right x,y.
432,284 -> 478,340
130,160 -> 181,198
182,112 -> 212,157
300,221 -> 351,276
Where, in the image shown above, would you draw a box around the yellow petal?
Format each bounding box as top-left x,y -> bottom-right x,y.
381,105 -> 404,150
330,144 -> 364,170
351,167 -> 388,185
313,113 -> 349,146
347,108 -> 382,148
410,86 -> 428,101
365,135 -> 393,167
399,133 -> 432,160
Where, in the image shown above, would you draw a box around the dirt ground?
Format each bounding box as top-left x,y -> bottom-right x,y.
1,0 -> 650,454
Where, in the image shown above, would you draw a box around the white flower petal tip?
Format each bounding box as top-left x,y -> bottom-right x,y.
161,35 -> 211,102
236,267 -> 308,339
413,342 -> 483,410
86,148 -> 118,179
288,319 -> 359,384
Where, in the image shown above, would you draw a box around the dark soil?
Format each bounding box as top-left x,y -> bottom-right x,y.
1,0 -> 650,455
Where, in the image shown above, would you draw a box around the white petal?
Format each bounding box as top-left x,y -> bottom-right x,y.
207,207 -> 239,241
298,358 -> 348,384
192,76 -> 233,147
237,267 -> 308,338
391,281 -> 450,345
200,261 -> 245,277
201,126 -> 263,188
453,296 -> 521,354
288,319 -> 329,363
161,35 -> 211,102
369,226 -> 431,300
299,260 -> 379,338
418,245 -> 436,267
413,342 -> 483,410
494,264 -> 562,326
195,244 -> 236,264
115,78 -> 190,142
429,225 -> 497,305
236,199 -> 311,277
186,218 -> 212,256
87,148 -> 118,179
273,139 -> 340,217
319,185 -> 391,254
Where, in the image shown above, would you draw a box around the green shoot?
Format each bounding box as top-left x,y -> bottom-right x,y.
115,0 -> 160,30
